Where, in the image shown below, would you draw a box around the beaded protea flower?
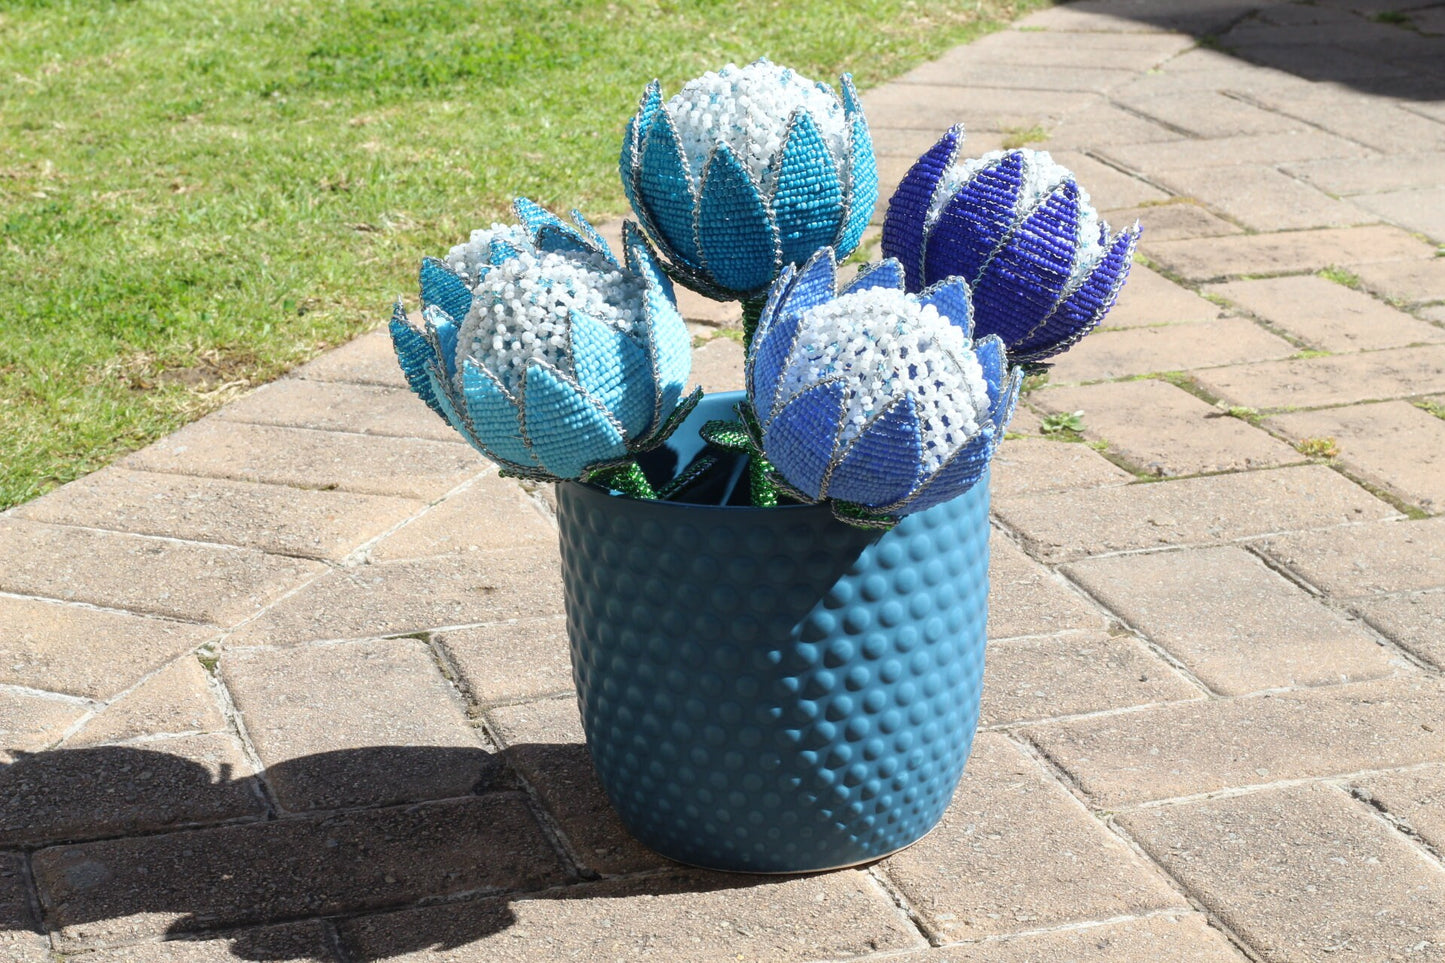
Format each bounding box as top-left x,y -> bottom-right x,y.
745,249 -> 1021,524
881,127 -> 1140,364
621,59 -> 877,308
389,199 -> 697,496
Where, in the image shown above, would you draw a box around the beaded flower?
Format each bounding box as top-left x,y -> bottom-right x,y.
621,60 -> 878,305
745,249 -> 1021,524
389,199 -> 696,495
881,127 -> 1140,364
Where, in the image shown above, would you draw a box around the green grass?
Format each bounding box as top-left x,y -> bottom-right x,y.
0,0 -> 1049,509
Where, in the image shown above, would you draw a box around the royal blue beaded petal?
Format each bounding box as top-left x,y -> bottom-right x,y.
521,364 -> 630,479
890,425 -> 997,515
841,259 -> 905,296
748,262 -> 798,355
775,248 -> 838,324
419,258 -> 472,337
772,111 -> 845,267
568,310 -> 655,439
972,334 -> 1008,410
881,126 -> 962,291
750,305 -> 805,425
697,142 -> 780,294
764,378 -> 848,500
923,150 -> 1027,289
970,182 -> 1080,347
639,109 -> 703,269
825,395 -> 926,507
461,361 -> 540,469
918,278 -> 975,338
1012,224 -> 1140,362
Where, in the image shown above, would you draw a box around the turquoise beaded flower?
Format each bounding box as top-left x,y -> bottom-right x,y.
389,199 -> 697,494
621,60 -> 878,304
746,249 -> 1021,524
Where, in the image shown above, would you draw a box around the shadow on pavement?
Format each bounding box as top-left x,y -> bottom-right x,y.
1,743 -> 771,961
1056,0 -> 1445,100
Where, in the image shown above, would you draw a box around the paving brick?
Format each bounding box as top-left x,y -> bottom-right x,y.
869,125 -> 968,158
988,533 -> 1107,640
341,869 -> 923,962
1110,201 -> 1244,245
1065,546 -> 1401,695
981,631 -> 1201,726
0,520 -> 323,626
1350,257 -> 1445,306
1144,225 -> 1435,281
33,793 -> 565,949
1194,345 -> 1445,410
1024,675 -> 1445,806
1269,401 -> 1445,513
292,328 -> 407,388
1423,305 -> 1445,324
924,913 -> 1247,962
0,734 -> 262,847
123,419 -> 480,502
1020,3 -> 1232,34
0,689 -> 87,760
1103,130 -> 1374,171
222,638 -> 484,812
1047,103 -> 1189,151
218,378 -> 459,443
932,28 -> 1192,71
881,733 -> 1182,941
0,852 -> 48,963
990,437 -> 1135,498
1286,152 -> 1445,197
860,85 -> 1099,132
13,467 -> 422,562
1251,516 -> 1445,598
1045,317 -> 1296,384
226,546 -> 564,645
994,465 -> 1395,563
1100,263 -> 1225,328
67,657 -> 225,747
1354,591 -> 1445,670
896,62 -> 1136,94
368,472 -> 552,561
1114,90 -> 1307,139
0,595 -> 214,700
1051,153 -> 1170,211
434,617 -> 573,706
1149,164 -> 1368,232
689,336 -> 745,393
1118,784 -> 1445,962
1351,187 -> 1445,245
1355,764 -> 1445,855
1204,275 -> 1445,351
488,697 -> 666,875
1033,379 -> 1302,477
73,922 -> 338,962
1247,86 -> 1445,156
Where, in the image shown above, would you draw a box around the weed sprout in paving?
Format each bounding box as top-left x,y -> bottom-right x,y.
388,60 -> 1137,873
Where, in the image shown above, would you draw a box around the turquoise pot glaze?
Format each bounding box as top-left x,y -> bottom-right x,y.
555,391 -> 989,873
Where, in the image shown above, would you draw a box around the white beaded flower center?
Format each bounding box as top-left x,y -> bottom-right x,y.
456,249 -> 646,396
444,223 -> 536,284
926,149 -> 1106,288
666,61 -> 849,194
777,287 -> 992,473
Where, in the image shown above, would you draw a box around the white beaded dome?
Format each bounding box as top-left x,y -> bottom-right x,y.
776,287 -> 992,472
443,223 -> 537,284
665,60 -> 849,194
456,248 -> 646,396
926,149 -> 1106,288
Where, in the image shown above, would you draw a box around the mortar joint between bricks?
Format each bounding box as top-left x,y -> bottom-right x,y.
203,647 -> 282,819
1339,781 -> 1445,872
863,862 -> 942,947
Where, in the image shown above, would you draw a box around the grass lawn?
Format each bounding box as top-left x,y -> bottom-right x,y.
0,0 -> 1049,510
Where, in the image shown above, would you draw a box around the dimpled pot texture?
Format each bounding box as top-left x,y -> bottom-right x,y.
556,392 -> 990,873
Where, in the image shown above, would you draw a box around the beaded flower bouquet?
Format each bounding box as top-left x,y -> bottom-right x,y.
390,61 -> 1138,873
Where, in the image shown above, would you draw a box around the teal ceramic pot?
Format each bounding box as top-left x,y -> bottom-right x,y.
555,391 -> 989,873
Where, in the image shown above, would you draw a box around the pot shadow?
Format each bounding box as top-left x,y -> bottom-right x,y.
1057,0 -> 1445,100
1,742 -> 785,961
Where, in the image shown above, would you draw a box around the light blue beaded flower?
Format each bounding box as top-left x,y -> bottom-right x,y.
881,127 -> 1140,364
389,199 -> 697,495
621,60 -> 878,305
745,248 -> 1022,524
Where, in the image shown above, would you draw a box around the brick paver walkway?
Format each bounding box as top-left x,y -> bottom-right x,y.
5,1 -> 1445,959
